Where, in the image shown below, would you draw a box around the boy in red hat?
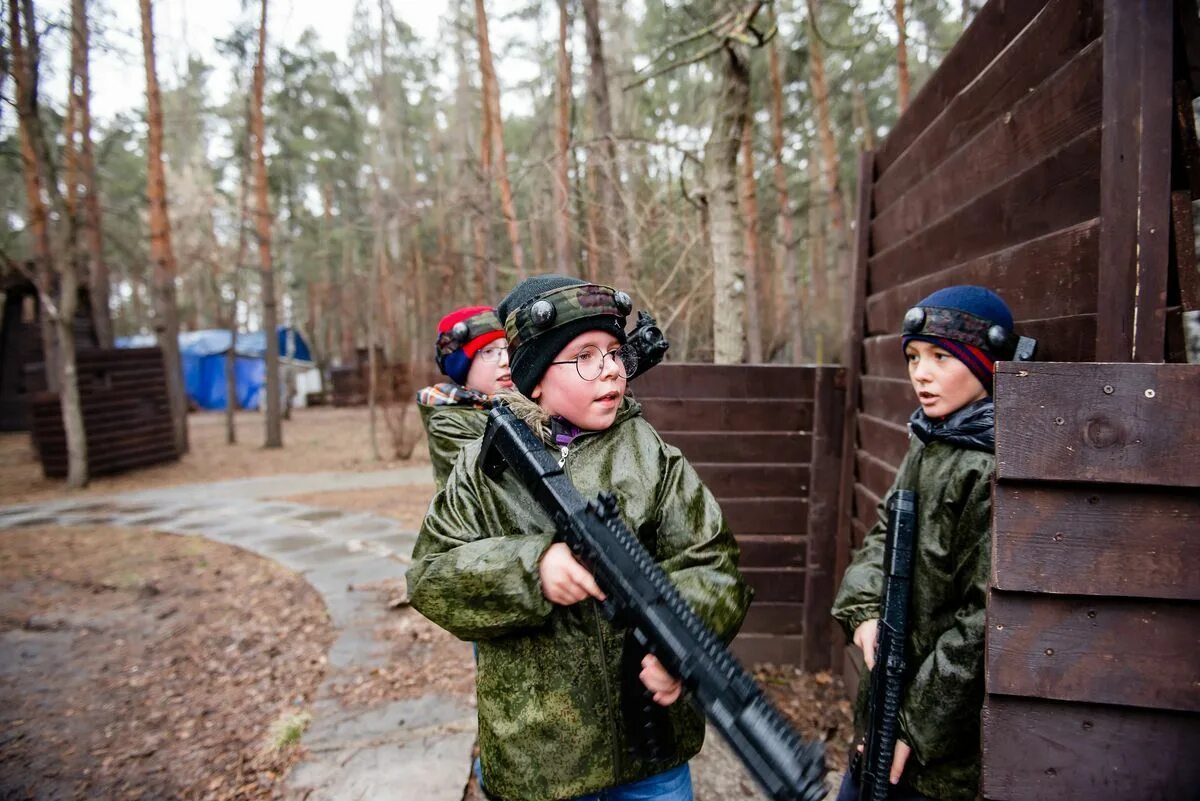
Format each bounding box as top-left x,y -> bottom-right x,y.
417,306 -> 512,489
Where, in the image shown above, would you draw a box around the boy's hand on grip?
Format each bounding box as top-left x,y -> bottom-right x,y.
539,542 -> 607,605
639,654 -> 682,706
890,741 -> 911,784
854,618 -> 880,671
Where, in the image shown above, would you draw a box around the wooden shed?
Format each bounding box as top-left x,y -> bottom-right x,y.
833,0 -> 1199,797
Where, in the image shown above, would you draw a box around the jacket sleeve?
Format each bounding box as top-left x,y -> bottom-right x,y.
653,442 -> 752,642
406,447 -> 556,641
831,441 -> 922,637
425,410 -> 485,491
898,465 -> 992,766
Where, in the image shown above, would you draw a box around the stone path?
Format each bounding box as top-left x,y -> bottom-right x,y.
0,469 -> 475,801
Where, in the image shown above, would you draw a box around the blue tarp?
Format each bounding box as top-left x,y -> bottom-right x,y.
116,327 -> 312,411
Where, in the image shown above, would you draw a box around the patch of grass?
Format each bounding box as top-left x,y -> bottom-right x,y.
269,711 -> 312,750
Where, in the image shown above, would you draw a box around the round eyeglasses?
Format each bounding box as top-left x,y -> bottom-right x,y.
550,344 -> 638,381
476,342 -> 509,363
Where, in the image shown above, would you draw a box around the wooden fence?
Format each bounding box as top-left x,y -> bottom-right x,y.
633,363 -> 845,669
982,362 -> 1200,800
30,347 -> 178,478
836,0 -> 1196,682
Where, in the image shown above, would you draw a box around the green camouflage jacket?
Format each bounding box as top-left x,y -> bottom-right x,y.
831,435 -> 993,801
417,383 -> 491,490
408,392 -> 751,801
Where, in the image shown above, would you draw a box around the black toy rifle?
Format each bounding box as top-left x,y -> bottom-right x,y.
479,403 -> 827,801
856,490 -> 918,801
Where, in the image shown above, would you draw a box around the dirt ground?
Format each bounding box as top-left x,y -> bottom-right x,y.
0,407 -> 428,506
0,526 -> 334,800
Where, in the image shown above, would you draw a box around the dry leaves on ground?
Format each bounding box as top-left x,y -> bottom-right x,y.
0,526 -> 334,800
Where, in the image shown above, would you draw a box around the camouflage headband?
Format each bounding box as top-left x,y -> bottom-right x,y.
504,283 -> 632,351
436,309 -> 503,362
902,306 -> 1015,357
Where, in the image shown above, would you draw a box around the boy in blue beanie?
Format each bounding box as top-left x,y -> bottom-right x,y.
832,286 -> 1029,801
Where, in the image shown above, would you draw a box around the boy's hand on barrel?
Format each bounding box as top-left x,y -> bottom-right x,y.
854,618 -> 880,671
639,654 -> 682,706
539,542 -> 606,605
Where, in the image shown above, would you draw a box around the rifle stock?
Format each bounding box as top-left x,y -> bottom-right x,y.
480,404 -> 826,801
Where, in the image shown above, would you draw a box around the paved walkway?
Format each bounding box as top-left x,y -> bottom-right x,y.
0,469 -> 476,801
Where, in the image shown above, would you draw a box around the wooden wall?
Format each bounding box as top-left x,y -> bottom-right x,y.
634,363 -> 845,670
836,0 -> 1193,679
982,362 -> 1200,800
30,348 -> 179,477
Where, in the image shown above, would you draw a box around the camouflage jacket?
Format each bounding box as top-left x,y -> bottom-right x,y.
831,433 -> 994,801
408,393 -> 751,801
417,383 -> 491,490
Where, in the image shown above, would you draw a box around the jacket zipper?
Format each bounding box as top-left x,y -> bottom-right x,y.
560,447 -> 624,779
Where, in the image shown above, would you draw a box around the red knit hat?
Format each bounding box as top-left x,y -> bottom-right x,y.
436,306 -> 505,384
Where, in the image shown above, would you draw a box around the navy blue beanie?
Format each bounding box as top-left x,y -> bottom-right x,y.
902,286 -> 1014,393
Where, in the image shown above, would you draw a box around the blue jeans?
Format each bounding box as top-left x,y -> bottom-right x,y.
475,759 -> 693,801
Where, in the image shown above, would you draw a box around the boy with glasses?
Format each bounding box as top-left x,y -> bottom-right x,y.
418,306 -> 513,489
408,275 -> 750,801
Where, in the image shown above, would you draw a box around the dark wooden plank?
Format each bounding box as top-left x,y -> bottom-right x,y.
852,483 -> 882,538
833,152 -> 876,674
874,38 -> 1103,251
1096,0 -> 1175,361
855,449 -> 897,502
850,518 -> 869,551
857,414 -> 910,469
801,366 -> 845,671
742,602 -> 804,636
1173,190 -> 1200,311
865,220 -> 1100,336
631,363 -> 815,400
874,0 -> 1049,174
987,591 -> 1200,712
737,535 -> 806,570
992,481 -> 1200,600
859,376 -> 913,429
982,695 -> 1200,801
870,127 -> 1102,295
641,398 -> 813,432
875,0 -> 1101,214
659,431 -> 811,464
995,362 -> 1200,486
732,633 -> 803,667
741,567 -> 805,603
722,498 -> 808,537
693,463 -> 809,499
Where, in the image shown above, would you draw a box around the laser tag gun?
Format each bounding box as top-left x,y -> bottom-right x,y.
625,310 -> 670,379
480,404 -> 827,801
854,490 -> 918,801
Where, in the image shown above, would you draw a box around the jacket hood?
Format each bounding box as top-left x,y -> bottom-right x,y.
492,387 -> 641,446
909,398 -> 995,453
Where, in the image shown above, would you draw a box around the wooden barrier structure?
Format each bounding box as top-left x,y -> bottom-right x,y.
983,362 -> 1200,799
29,347 -> 179,478
833,0 -> 1200,795
633,363 -> 845,669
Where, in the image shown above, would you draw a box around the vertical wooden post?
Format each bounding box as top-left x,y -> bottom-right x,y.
1096,0 -> 1174,361
831,151 -> 875,673
802,365 -> 846,672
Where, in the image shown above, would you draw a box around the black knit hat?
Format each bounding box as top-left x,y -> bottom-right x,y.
497,275 -> 628,397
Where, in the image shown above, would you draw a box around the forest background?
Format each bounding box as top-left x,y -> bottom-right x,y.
0,0 -> 979,480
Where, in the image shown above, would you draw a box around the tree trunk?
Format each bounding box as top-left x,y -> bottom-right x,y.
895,0 -> 910,112
704,44 -> 750,364
605,0 -> 642,283
367,222 -> 383,462
805,0 -> 848,251
738,117 -> 764,363
552,0 -> 573,275
768,14 -> 802,363
807,146 -> 827,361
140,0 -> 188,455
473,0 -> 525,278
251,0 -> 281,448
852,82 -> 875,151
226,121 -> 252,446
581,0 -> 629,288
72,0 -> 110,348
